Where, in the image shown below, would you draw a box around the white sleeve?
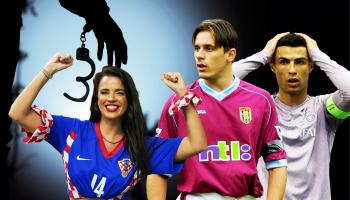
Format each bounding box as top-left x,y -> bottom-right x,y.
232,50 -> 271,79
310,49 -> 350,112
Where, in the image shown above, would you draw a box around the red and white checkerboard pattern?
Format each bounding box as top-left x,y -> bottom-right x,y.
118,159 -> 133,177
62,131 -> 81,198
22,105 -> 53,143
168,92 -> 202,115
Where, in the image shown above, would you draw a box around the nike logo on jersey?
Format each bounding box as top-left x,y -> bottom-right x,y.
77,155 -> 92,161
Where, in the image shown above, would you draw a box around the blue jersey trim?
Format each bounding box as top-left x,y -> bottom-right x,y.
198,78 -> 240,101
266,159 -> 287,169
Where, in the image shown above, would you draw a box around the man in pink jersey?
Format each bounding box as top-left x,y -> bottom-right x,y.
147,19 -> 287,200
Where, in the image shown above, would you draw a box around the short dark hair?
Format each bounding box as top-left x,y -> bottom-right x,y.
272,33 -> 307,62
192,18 -> 238,52
90,66 -> 149,176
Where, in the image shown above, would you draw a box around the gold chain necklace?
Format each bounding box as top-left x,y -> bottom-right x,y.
102,135 -> 124,144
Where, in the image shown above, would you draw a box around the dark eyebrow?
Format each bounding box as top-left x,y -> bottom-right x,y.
193,43 -> 215,48
295,57 -> 307,61
99,88 -> 125,92
204,44 -> 215,47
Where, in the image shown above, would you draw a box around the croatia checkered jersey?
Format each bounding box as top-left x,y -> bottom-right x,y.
24,112 -> 184,199
156,78 -> 287,197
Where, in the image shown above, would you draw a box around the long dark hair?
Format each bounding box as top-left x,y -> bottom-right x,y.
90,66 -> 149,176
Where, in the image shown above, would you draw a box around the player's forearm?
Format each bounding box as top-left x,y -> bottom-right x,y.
311,49 -> 350,101
9,69 -> 49,125
183,103 -> 207,154
233,50 -> 270,79
174,102 -> 207,161
267,166 -> 287,200
10,53 -> 73,131
146,174 -> 168,200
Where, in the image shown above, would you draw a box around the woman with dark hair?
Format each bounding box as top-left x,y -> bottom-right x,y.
8,53 -> 207,199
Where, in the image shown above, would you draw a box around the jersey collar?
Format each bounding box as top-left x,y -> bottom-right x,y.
94,122 -> 126,158
198,77 -> 240,101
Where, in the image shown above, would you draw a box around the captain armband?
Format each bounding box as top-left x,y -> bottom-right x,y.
262,139 -> 284,158
326,95 -> 350,120
21,105 -> 53,143
168,92 -> 202,115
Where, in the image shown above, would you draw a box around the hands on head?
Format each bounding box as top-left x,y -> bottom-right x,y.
264,32 -> 319,56
263,32 -> 290,55
295,33 -> 319,51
